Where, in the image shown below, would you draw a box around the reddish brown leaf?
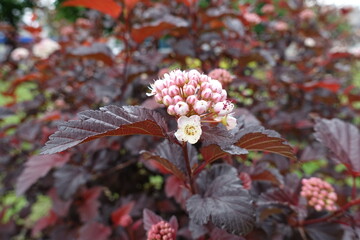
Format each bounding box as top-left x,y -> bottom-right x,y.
16,154 -> 70,195
111,201 -> 135,227
78,187 -> 102,223
41,106 -> 168,154
67,43 -> 114,66
31,210 -> 58,237
200,144 -> 229,164
62,0 -> 121,19
141,151 -> 186,181
131,15 -> 188,43
78,222 -> 111,240
235,126 -> 296,160
48,188 -> 72,217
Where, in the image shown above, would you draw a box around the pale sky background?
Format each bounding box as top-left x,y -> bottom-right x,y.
318,0 -> 360,7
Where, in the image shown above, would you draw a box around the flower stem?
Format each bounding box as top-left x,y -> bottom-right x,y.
182,142 -> 195,194
300,197 -> 360,226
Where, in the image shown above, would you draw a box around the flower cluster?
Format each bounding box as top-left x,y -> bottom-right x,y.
32,38 -> 60,59
147,69 -> 236,144
300,177 -> 337,212
208,68 -> 234,87
11,47 -> 29,61
147,221 -> 175,240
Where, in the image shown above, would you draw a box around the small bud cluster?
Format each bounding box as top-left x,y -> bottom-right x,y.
32,38 -> 60,59
147,69 -> 236,130
11,47 -> 29,61
147,221 -> 175,240
300,177 -> 337,212
299,9 -> 315,21
208,68 -> 234,86
239,172 -> 252,190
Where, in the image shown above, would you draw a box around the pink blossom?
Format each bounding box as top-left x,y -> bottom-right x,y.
273,21 -> 289,32
300,9 -> 315,20
194,100 -> 208,114
147,221 -> 176,240
300,177 -> 337,212
262,4 -> 275,14
244,12 -> 261,24
11,47 -> 29,61
208,68 -> 234,86
174,101 -> 189,116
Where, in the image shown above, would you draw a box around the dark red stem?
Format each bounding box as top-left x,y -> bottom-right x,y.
182,142 -> 195,194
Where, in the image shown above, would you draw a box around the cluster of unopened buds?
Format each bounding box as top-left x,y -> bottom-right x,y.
300,177 -> 337,212
208,68 -> 234,87
147,221 -> 175,240
147,69 -> 236,144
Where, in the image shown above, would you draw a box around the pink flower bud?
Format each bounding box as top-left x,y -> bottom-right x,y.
194,100 -> 209,114
168,85 -> 180,97
165,79 -> 176,88
154,80 -> 166,92
262,4 -> 275,14
154,94 -> 162,103
186,95 -> 198,105
161,88 -> 169,96
220,89 -> 227,100
199,74 -> 210,83
188,69 -> 201,82
162,95 -> 173,106
212,93 -> 222,103
188,80 -> 198,88
314,205 -> 322,211
174,101 -> 189,116
167,105 -> 176,115
201,88 -> 213,99
328,192 -> 337,200
200,82 -> 210,91
173,95 -> 184,104
184,85 -> 196,96
299,9 -> 315,21
209,80 -> 223,93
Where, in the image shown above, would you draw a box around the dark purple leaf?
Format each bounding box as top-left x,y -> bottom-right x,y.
48,188 -> 72,217
141,140 -> 197,180
0,107 -> 14,119
16,154 -> 70,195
143,208 -> 163,231
78,222 -> 111,240
67,43 -> 114,66
305,222 -> 344,240
210,227 -> 246,240
314,118 -> 360,175
54,165 -> 89,200
41,106 -> 168,154
250,162 -> 284,185
188,219 -> 208,239
186,164 -> 255,236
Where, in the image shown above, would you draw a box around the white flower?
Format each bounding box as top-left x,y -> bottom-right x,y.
32,38 -> 60,59
214,114 -> 237,130
213,101 -> 234,116
11,47 -> 29,61
174,115 -> 202,144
